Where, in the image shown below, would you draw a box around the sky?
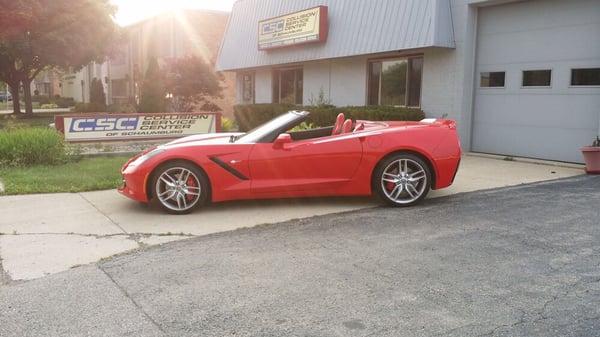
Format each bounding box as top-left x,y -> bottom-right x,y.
111,0 -> 237,26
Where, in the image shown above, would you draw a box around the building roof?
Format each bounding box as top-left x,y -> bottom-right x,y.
217,0 -> 455,71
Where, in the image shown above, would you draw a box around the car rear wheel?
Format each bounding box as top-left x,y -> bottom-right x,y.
151,162 -> 208,214
374,153 -> 431,207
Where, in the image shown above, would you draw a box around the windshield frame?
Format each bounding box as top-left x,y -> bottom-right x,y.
233,110 -> 309,144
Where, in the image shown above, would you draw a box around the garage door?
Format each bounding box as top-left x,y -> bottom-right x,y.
472,0 -> 600,163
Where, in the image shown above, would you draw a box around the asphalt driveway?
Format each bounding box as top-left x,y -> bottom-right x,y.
1,175 -> 598,337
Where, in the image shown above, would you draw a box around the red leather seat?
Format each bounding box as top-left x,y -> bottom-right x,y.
332,113 -> 345,135
342,119 -> 353,134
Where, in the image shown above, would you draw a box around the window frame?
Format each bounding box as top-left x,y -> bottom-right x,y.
570,67 -> 600,88
366,55 -> 423,108
479,71 -> 506,89
520,69 -> 553,88
272,67 -> 303,105
241,72 -> 255,104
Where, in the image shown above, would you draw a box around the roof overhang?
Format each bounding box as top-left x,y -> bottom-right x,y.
217,0 -> 455,71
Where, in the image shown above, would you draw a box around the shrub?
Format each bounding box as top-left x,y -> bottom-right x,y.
72,102 -> 108,113
89,78 -> 107,108
54,97 -> 75,108
138,57 -> 166,113
221,117 -> 238,132
0,128 -> 67,167
233,104 -> 425,131
108,103 -> 137,113
32,95 -> 51,105
31,95 -> 75,108
40,103 -> 59,109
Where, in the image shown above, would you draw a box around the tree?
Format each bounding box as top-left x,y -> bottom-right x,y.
138,58 -> 166,113
0,0 -> 120,115
89,78 -> 106,107
165,56 -> 222,112
0,1 -> 38,39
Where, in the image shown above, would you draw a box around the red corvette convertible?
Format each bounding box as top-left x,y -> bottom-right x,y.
119,111 -> 461,214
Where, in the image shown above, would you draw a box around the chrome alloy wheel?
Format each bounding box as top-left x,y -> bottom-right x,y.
155,167 -> 202,212
380,158 -> 427,204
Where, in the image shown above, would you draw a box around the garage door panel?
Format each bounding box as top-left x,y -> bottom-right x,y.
472,123 -> 595,163
473,94 -> 597,129
472,0 -> 600,163
477,0 -> 600,35
477,23 -> 600,66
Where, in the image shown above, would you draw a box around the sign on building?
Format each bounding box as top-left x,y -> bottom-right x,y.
258,6 -> 328,50
55,112 -> 221,142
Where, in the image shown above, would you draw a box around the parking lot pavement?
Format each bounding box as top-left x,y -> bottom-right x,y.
0,155 -> 584,281
1,175 -> 598,337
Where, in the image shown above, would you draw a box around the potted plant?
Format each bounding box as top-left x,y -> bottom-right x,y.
581,137 -> 600,174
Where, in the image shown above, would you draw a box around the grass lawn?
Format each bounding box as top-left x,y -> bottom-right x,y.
0,113 -> 57,130
0,156 -> 130,195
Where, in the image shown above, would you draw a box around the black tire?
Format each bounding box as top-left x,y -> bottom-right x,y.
150,161 -> 209,215
373,153 -> 432,207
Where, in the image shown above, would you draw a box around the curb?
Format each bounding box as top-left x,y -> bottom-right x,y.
77,152 -> 139,158
465,152 -> 585,170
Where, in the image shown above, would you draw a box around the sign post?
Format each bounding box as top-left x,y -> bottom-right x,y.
54,112 -> 221,142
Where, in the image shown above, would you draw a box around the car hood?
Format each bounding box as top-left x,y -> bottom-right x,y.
162,132 -> 244,148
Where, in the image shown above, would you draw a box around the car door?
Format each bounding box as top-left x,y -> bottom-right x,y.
248,133 -> 363,194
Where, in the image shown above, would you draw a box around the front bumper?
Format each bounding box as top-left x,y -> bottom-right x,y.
117,169 -> 149,203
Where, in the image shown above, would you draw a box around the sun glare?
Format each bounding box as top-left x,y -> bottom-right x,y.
111,0 -> 236,26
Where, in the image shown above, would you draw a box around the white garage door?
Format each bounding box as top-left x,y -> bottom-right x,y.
472,0 -> 600,163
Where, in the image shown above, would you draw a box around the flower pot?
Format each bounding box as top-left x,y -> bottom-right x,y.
581,146 -> 600,174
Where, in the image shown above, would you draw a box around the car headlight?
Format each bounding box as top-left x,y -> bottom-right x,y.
129,147 -> 165,167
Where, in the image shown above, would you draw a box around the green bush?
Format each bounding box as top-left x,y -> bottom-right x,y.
32,95 -> 51,105
108,103 -> 137,113
40,103 -> 59,109
32,95 -> 75,108
220,117 -> 238,132
233,104 -> 425,131
72,102 -> 108,113
0,128 -> 67,167
55,97 -> 75,108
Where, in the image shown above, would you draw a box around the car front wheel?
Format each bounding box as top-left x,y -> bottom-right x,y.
374,153 -> 432,207
151,162 -> 208,214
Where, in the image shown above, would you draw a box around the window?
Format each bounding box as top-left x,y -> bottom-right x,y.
272,68 -> 303,104
241,73 -> 255,104
522,70 -> 551,87
368,56 -> 423,107
480,72 -> 505,88
571,68 -> 600,86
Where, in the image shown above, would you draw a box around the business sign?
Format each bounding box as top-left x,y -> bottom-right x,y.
258,6 -> 328,50
55,112 -> 221,142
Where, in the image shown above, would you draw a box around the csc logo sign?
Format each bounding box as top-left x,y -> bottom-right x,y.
69,117 -> 139,132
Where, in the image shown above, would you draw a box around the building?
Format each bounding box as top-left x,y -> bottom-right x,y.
61,10 -> 236,115
32,70 -> 62,98
217,0 -> 600,163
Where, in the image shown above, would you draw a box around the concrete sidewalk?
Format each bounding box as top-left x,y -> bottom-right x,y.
0,155 -> 584,281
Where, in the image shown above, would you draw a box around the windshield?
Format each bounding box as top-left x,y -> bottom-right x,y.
234,111 -> 308,143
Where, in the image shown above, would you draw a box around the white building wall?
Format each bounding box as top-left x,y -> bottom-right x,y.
328,57 -> 368,106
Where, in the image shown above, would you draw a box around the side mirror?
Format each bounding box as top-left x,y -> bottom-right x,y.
273,133 -> 292,149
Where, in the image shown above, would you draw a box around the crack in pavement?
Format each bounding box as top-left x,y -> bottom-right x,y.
475,276 -> 600,337
78,192 -> 128,234
0,254 -> 12,285
0,232 -> 196,239
98,265 -> 167,335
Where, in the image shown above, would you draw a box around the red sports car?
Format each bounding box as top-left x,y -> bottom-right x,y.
119,111 -> 461,214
